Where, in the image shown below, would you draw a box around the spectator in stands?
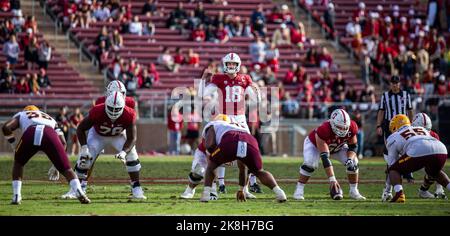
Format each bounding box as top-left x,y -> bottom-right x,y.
262,66 -> 276,85
1,61 -> 14,81
303,45 -> 319,67
0,20 -> 10,43
142,0 -> 157,16
251,4 -> 266,37
242,18 -> 253,38
265,43 -> 279,73
141,69 -> 153,88
194,1 -> 208,25
318,47 -> 333,69
301,91 -> 315,120
125,73 -> 138,97
358,84 -> 376,105
346,16 -> 361,38
290,21 -> 306,48
95,26 -> 111,50
24,36 -> 39,70
268,5 -> 283,24
281,92 -> 299,117
111,29 -> 123,51
272,23 -> 290,46
167,107 -> 183,155
174,47 -> 185,67
212,10 -> 225,28
249,37 -> 266,65
142,21 -> 155,37
56,106 -> 70,141
24,16 -> 38,34
129,16 -> 143,36
186,10 -> 200,31
427,0 -> 438,28
346,87 -> 358,102
10,0 -> 20,15
110,55 -> 124,79
148,63 -> 160,84
435,74 -> 448,95
280,4 -> 295,26
167,2 -> 188,30
95,40 -> 109,71
284,63 -> 298,85
69,107 -> 83,156
417,45 -> 430,75
205,24 -> 217,42
37,41 -> 52,70
0,0 -> 9,12
93,1 -> 111,22
191,24 -> 206,42
15,75 -> 30,94
11,11 -> 24,32
354,2 -> 367,31
331,73 -> 346,99
215,23 -> 229,44
250,64 -> 263,83
79,1 -> 92,29
37,68 -> 51,89
158,47 -> 177,72
0,74 -> 14,93
185,109 -> 201,153
2,34 -> 19,69
187,49 -> 200,68
29,73 -> 40,95
324,3 -> 336,40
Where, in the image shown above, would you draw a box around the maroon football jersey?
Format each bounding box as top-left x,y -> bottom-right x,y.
210,73 -> 253,115
89,104 -> 136,136
308,120 -> 358,153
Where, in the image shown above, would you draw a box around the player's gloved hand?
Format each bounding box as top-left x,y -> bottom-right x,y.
48,165 -> 60,181
345,159 -> 357,172
115,150 -> 127,164
236,190 -> 246,202
78,145 -> 92,170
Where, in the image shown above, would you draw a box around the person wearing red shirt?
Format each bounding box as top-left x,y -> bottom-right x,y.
168,108 -> 184,155
187,48 -> 200,67
215,23 -> 229,44
191,24 -> 206,42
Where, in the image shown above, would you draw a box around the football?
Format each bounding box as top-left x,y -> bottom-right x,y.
330,182 -> 343,200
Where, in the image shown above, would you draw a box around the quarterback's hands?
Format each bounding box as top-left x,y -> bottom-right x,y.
115,150 -> 127,164
345,159 -> 357,172
47,165 -> 60,181
236,190 -> 246,202
376,126 -> 383,136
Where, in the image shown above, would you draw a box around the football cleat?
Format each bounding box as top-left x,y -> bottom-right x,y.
349,189 -> 366,200
180,186 -> 195,199
200,191 -> 210,202
218,185 -> 227,194
11,194 -> 22,205
435,191 -> 448,200
293,187 -> 305,200
209,192 -> 218,200
275,189 -> 287,203
131,186 -> 147,199
390,191 -> 406,203
418,189 -> 435,199
76,189 -> 91,204
381,190 -> 393,202
249,183 -> 263,193
61,189 -> 78,199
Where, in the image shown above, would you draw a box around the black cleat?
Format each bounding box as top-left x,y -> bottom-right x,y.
250,183 -> 263,193
218,185 -> 227,194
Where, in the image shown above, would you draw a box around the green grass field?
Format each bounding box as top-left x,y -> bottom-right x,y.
0,155 -> 449,215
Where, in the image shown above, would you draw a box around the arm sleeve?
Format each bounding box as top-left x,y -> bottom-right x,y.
378,93 -> 385,110
386,136 -> 399,166
406,92 -> 412,110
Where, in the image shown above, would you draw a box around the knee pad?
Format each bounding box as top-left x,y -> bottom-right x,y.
188,172 -> 203,185
126,159 -> 141,172
346,159 -> 359,174
300,164 -> 315,177
74,165 -> 88,179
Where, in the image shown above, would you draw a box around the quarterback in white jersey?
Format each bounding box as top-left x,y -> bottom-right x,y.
2,105 -> 90,205
385,114 -> 449,203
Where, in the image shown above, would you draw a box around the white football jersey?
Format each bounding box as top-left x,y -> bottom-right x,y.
201,120 -> 250,145
14,110 -> 58,134
386,125 -> 447,166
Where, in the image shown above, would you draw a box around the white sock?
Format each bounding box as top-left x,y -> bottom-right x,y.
70,179 -> 82,193
272,185 -> 283,194
350,183 -> 358,192
211,181 -> 217,192
217,167 -> 225,185
446,183 -> 450,191
12,180 -> 22,196
296,182 -> 305,190
393,184 -> 403,193
435,184 -> 444,193
249,174 -> 257,185
328,176 -> 337,182
385,180 -> 392,192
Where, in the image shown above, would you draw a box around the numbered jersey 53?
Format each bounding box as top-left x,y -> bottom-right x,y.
89,104 -> 136,137
14,110 -> 58,134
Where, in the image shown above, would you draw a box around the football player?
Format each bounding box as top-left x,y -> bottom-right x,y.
61,92 -> 146,199
202,52 -> 261,194
2,105 -> 90,204
293,109 -> 366,200
412,112 -> 447,199
180,114 -> 256,200
386,114 -> 449,203
198,117 -> 287,203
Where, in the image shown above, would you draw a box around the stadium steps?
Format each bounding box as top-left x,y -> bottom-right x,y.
276,0 -> 362,79
21,0 -> 105,91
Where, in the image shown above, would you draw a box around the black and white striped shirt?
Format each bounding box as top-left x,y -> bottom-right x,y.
379,90 -> 412,121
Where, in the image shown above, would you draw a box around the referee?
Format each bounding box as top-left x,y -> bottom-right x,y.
376,75 -> 414,200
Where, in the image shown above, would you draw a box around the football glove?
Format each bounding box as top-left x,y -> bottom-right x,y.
115,150 -> 127,164
47,165 -> 60,181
